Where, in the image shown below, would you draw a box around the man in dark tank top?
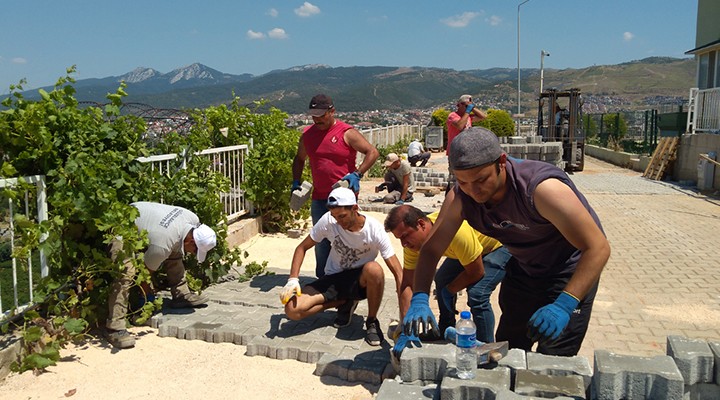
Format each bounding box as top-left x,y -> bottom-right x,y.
399,127 -> 610,357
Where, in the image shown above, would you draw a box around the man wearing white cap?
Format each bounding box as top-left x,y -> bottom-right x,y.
106,201 -> 217,348
280,187 -> 403,346
292,93 -> 380,279
376,153 -> 415,204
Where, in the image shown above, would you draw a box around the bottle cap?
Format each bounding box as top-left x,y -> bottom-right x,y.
460,311 -> 471,319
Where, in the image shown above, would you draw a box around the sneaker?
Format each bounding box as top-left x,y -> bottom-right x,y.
333,299 -> 359,328
364,318 -> 384,346
168,292 -> 208,308
106,329 -> 136,349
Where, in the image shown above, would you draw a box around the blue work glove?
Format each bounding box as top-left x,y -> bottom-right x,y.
527,291 -> 579,343
394,200 -> 404,205
291,179 -> 302,192
439,287 -> 457,315
402,292 -> 440,338
391,332 -> 422,360
465,103 -> 475,114
340,171 -> 362,192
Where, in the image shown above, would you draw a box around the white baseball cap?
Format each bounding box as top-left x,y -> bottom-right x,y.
193,224 -> 217,262
327,187 -> 357,207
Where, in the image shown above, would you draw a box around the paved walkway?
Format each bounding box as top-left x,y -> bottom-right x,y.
149,155 -> 720,385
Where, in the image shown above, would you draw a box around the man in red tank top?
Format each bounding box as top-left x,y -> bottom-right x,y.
292,94 -> 379,277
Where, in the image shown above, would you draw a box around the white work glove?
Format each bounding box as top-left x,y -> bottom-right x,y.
280,277 -> 302,305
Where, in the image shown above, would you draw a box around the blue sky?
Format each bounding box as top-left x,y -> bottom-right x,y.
0,1 -> 699,94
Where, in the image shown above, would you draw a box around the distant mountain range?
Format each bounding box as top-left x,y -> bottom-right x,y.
17,57 -> 695,113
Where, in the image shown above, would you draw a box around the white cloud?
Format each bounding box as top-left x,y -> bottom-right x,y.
623,32 -> 634,41
268,8 -> 278,17
12,57 -> 27,64
441,12 -> 481,28
488,15 -> 501,26
268,28 -> 288,39
247,30 -> 266,40
295,2 -> 320,17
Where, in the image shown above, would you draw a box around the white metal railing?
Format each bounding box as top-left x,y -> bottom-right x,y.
0,175 -> 49,320
688,87 -> 720,134
360,124 -> 423,148
137,144 -> 251,223
199,145 -> 251,222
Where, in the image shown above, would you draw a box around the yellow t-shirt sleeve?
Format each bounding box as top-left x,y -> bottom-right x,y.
444,221 -> 485,266
401,213 -> 503,270
403,247 -> 419,270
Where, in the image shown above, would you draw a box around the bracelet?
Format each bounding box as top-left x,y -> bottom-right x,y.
354,171 -> 364,179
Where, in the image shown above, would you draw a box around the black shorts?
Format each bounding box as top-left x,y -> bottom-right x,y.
306,268 -> 367,301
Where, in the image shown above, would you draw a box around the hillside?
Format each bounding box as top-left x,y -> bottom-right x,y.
14,57 -> 695,113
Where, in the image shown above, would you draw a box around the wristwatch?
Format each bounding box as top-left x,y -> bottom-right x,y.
355,171 -> 364,179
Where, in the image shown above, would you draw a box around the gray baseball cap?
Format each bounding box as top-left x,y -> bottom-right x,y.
448,127 -> 503,170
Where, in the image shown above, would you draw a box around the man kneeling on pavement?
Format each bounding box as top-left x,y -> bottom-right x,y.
376,153 -> 415,205
384,204 -> 510,348
280,187 -> 403,346
106,201 -> 217,349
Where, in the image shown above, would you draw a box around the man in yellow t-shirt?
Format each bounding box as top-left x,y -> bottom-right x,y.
384,204 -> 511,343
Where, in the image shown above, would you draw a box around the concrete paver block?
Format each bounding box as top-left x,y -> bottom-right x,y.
440,367 -> 511,400
376,379 -> 437,400
526,351 -> 593,391
592,349 -> 684,400
684,382 -> 720,400
513,369 -> 586,399
666,335 -> 714,384
709,342 -> 720,384
348,358 -> 392,385
495,389 -> 575,399
290,180 -> 312,211
314,353 -> 352,381
245,336 -> 275,357
498,348 -> 528,384
400,342 -> 454,382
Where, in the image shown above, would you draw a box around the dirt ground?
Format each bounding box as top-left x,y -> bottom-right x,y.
1,326 -> 377,400
0,211 -> 411,400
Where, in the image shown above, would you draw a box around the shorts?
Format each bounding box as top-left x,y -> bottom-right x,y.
306,268 -> 367,301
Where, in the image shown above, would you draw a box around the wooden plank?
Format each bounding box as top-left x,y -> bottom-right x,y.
644,137 -> 679,180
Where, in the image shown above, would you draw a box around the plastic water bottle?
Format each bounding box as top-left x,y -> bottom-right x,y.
455,311 -> 477,379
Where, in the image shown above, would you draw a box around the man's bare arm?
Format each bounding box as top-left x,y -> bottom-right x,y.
292,137 -> 308,181
344,128 -> 379,176
534,179 -> 610,299
289,235 -> 316,278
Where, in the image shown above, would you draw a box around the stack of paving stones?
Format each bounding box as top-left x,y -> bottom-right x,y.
376,335 -> 720,399
413,167 -> 450,189
499,135 -> 564,169
148,271 -> 720,399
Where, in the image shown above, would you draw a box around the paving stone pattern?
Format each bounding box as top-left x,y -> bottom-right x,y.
148,156 -> 720,399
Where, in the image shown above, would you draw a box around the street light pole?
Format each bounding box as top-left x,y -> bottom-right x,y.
517,0 -> 530,135
540,50 -> 550,95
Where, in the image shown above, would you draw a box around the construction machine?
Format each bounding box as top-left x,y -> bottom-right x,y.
537,88 -> 585,172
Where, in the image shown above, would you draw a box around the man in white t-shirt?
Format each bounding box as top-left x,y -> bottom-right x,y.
375,153 -> 415,204
280,187 -> 403,346
407,139 -> 431,167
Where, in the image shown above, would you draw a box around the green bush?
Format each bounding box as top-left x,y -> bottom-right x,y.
0,69 -> 247,372
476,109 -> 515,137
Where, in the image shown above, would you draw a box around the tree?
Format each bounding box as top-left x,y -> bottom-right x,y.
476,109 -> 515,137
602,113 -> 627,149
